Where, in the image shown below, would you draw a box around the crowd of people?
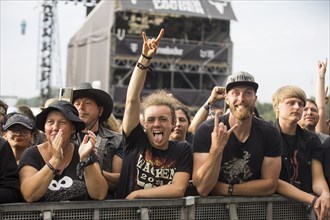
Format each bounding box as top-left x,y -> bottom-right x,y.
1,29 -> 329,219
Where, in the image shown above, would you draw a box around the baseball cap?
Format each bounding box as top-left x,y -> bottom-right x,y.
3,113 -> 35,130
226,71 -> 259,93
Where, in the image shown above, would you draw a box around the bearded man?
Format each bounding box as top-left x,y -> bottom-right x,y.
192,71 -> 282,197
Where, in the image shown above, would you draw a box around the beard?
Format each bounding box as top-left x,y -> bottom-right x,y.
229,103 -> 254,121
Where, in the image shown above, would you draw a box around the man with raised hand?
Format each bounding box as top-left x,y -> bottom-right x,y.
117,29 -> 192,199
193,71 -> 282,197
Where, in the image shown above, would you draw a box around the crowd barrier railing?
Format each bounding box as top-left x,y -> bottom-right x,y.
0,194 -> 316,220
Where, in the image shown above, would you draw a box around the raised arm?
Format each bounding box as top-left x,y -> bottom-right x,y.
122,29 -> 164,136
315,58 -> 328,134
189,86 -> 225,134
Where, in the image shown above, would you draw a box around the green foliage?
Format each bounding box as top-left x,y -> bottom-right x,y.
15,88 -> 60,107
256,101 -> 276,123
16,97 -> 41,107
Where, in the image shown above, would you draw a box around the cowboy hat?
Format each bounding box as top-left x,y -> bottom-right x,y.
72,82 -> 113,122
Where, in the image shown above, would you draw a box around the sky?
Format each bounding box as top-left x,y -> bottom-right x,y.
0,0 -> 329,106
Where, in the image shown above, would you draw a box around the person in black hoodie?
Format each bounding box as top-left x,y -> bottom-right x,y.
0,137 -> 21,203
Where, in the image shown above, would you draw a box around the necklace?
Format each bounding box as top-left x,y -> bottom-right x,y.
62,143 -> 71,155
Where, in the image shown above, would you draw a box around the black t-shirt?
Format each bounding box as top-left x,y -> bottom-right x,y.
19,145 -> 90,202
0,138 -> 22,203
278,125 -> 324,193
116,124 -> 193,199
193,114 -> 282,184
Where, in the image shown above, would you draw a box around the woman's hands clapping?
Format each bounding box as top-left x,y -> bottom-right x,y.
79,130 -> 97,161
51,129 -> 64,161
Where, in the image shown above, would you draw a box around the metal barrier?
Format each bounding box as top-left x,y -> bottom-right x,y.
0,194 -> 316,220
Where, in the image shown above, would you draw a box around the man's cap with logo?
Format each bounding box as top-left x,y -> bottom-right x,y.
36,100 -> 85,132
226,71 -> 259,93
3,113 -> 35,130
72,82 -> 113,122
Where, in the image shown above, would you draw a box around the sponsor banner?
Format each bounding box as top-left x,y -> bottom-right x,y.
116,38 -> 228,62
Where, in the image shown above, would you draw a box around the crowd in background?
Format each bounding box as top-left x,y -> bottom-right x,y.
0,29 -> 329,219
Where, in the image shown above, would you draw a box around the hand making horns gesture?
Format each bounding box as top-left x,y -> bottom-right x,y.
317,58 -> 328,77
210,110 -> 237,153
141,28 -> 164,58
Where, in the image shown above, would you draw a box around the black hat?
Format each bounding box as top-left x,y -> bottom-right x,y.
72,82 -> 113,122
36,100 -> 85,132
3,113 -> 35,130
226,71 -> 259,93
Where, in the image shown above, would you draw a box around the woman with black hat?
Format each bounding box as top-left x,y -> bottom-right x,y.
18,100 -> 107,202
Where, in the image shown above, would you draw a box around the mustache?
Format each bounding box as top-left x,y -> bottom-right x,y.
79,112 -> 89,116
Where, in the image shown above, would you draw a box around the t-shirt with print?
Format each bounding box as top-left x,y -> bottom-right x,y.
19,145 -> 90,202
193,114 -> 282,185
278,125 -> 324,193
116,124 -> 193,199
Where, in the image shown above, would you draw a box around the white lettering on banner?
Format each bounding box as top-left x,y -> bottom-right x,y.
157,46 -> 184,56
130,43 -> 138,53
153,0 -> 205,15
136,154 -> 175,189
200,49 -> 215,59
116,29 -> 125,41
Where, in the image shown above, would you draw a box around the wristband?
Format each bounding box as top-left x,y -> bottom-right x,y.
307,195 -> 318,214
203,103 -> 212,115
136,62 -> 152,72
228,183 -> 234,196
47,162 -> 60,176
76,155 -> 96,179
136,62 -> 149,70
141,53 -> 152,60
